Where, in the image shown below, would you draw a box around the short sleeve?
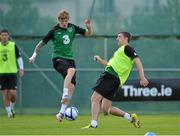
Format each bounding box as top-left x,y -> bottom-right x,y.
42,29 -> 54,44
15,44 -> 21,58
74,25 -> 86,35
124,45 -> 138,59
42,25 -> 58,44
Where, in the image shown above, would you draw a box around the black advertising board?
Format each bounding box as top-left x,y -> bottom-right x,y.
112,78 -> 180,101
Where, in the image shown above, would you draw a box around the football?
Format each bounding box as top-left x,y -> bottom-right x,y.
65,107 -> 79,121
144,132 -> 156,136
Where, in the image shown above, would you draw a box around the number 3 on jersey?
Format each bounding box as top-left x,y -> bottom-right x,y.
2,54 -> 8,62
63,35 -> 70,45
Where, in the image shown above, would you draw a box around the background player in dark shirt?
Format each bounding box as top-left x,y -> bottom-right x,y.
29,10 -> 92,122
83,32 -> 148,129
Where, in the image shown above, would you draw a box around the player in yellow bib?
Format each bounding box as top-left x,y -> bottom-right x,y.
83,32 -> 149,129
0,29 -> 24,118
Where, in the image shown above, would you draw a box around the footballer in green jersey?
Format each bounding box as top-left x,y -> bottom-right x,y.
29,10 -> 92,123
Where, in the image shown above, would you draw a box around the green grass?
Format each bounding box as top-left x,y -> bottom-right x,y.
0,114 -> 179,135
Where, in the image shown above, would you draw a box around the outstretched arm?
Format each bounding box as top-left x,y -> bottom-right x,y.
134,57 -> 149,87
29,41 -> 44,64
94,55 -> 108,66
84,19 -> 92,36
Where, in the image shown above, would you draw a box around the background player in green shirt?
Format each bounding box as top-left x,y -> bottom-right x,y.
83,32 -> 149,128
29,10 -> 92,122
0,29 -> 24,118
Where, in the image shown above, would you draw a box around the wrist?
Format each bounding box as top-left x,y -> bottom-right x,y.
139,76 -> 145,80
32,52 -> 37,58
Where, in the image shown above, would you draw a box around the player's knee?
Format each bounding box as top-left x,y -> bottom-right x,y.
2,90 -> 9,97
91,93 -> 101,103
67,68 -> 76,76
10,90 -> 16,97
101,105 -> 110,113
11,93 -> 17,101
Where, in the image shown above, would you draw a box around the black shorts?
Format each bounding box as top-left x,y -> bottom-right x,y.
52,57 -> 76,85
0,74 -> 17,90
92,72 -> 120,100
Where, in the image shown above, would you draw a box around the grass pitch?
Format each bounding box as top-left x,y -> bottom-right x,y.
0,114 -> 179,135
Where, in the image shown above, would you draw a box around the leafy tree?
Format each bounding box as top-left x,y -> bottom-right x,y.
164,0 -> 180,34
0,0 -> 55,35
125,0 -> 180,34
92,0 -> 123,35
124,0 -> 180,68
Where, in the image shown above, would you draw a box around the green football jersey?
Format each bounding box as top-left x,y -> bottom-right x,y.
42,23 -> 86,59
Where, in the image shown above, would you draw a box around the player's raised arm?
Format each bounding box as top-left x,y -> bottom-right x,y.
94,55 -> 108,66
29,41 -> 44,64
85,19 -> 92,36
134,57 -> 149,87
